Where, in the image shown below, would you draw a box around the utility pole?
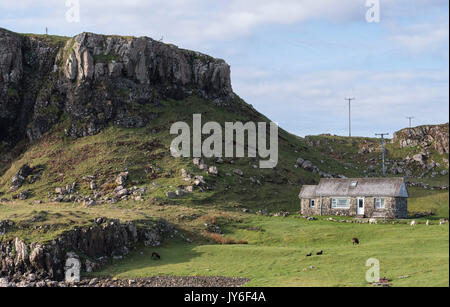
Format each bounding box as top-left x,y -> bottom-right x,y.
406,116 -> 414,129
45,27 -> 48,35
375,133 -> 389,176
345,98 -> 355,138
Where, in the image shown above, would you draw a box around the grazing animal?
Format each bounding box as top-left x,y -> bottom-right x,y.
316,250 -> 323,255
410,220 -> 416,226
352,237 -> 360,245
369,218 -> 378,225
426,220 -> 430,226
306,253 -> 312,257
440,219 -> 448,225
151,252 -> 161,260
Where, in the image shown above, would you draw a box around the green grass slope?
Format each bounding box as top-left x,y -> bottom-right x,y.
91,215 -> 449,287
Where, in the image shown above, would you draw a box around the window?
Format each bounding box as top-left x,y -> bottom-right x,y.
310,199 -> 315,208
374,198 -> 385,209
331,198 -> 350,209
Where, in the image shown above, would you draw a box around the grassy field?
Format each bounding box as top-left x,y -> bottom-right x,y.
89,214 -> 449,287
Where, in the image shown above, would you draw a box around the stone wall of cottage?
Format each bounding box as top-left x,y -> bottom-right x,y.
300,196 -> 408,219
300,198 -> 320,216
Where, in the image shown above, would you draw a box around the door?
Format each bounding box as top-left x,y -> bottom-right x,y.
357,198 -> 365,215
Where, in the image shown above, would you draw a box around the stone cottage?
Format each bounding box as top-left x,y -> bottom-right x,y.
299,178 -> 408,219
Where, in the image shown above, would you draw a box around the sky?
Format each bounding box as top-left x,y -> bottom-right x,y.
1,0 -> 448,137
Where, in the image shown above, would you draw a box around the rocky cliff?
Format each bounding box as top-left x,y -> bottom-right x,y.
0,28 -> 233,146
392,123 -> 449,155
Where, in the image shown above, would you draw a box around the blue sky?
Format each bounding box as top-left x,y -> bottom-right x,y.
1,0 -> 448,137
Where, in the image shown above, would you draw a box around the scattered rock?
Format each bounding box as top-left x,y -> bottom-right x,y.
19,190 -> 30,200
84,200 -> 96,207
208,166 -> 218,175
89,181 -> 97,190
233,169 -> 243,176
115,172 -> 129,186
10,164 -> 33,191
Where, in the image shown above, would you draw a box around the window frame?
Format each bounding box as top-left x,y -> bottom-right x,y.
310,199 -> 315,208
331,197 -> 350,209
374,197 -> 386,209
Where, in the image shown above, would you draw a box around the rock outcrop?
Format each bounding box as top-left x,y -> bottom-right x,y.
0,28 -> 234,147
0,218 -> 174,282
392,123 -> 449,155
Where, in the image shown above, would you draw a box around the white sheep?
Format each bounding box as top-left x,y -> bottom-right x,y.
410,220 -> 416,226
426,220 -> 430,226
369,218 -> 378,225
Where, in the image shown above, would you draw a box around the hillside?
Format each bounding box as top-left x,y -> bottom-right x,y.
0,28 -> 448,287
305,124 -> 449,184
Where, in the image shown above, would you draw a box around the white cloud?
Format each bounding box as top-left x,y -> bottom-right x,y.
0,0 -> 368,43
390,21 -> 449,54
234,69 -> 449,136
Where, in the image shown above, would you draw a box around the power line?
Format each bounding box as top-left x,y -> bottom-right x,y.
375,133 -> 389,176
345,98 -> 355,138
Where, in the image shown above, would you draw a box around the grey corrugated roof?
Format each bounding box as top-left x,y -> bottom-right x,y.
299,185 -> 317,198
299,178 -> 408,198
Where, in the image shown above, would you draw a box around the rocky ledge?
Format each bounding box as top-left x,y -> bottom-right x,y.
0,217 -> 175,282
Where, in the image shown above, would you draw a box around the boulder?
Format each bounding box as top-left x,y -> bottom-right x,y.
10,164 -> 33,191
115,188 -> 129,198
208,166 -> 218,175
115,172 -> 129,186
19,190 -> 30,200
412,154 -> 426,164
301,160 -> 314,171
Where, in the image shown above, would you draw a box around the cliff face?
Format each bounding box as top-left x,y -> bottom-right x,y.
392,123 -> 449,155
0,28 -> 233,146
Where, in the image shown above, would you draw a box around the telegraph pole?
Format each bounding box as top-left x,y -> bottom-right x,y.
406,116 -> 414,129
345,98 -> 355,138
375,133 -> 389,176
